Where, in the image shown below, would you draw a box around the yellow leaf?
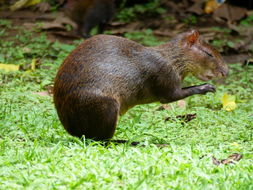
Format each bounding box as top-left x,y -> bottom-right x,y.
204,0 -> 219,14
0,63 -> 20,72
25,0 -> 41,7
230,142 -> 239,147
10,0 -> 41,11
221,93 -> 237,111
10,0 -> 28,11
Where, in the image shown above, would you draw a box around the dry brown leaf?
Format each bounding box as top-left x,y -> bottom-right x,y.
33,91 -> 50,96
0,10 -> 56,20
213,4 -> 247,22
187,1 -> 204,15
212,156 -> 221,166
221,153 -> 243,164
177,100 -> 186,109
47,31 -> 81,41
212,153 -> 243,166
40,16 -> 76,31
165,113 -> 197,123
35,2 -> 51,12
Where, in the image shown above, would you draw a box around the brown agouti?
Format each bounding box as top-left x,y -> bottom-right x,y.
65,0 -> 115,38
54,30 -> 228,140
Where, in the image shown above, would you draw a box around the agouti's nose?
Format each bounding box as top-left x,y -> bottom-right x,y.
221,65 -> 229,77
218,64 -> 229,78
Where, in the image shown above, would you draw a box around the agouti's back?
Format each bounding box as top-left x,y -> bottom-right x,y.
54,30 -> 228,140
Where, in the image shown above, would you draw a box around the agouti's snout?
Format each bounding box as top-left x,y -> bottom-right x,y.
220,64 -> 229,77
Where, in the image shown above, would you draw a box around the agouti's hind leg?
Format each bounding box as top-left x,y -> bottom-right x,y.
66,96 -> 120,141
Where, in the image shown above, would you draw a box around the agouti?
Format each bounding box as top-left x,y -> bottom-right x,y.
65,0 -> 115,38
54,30 -> 228,140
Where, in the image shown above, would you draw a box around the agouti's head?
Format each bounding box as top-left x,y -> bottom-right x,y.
174,29 -> 229,81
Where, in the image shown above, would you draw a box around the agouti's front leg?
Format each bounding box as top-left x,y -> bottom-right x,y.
182,83 -> 216,95
161,83 -> 215,103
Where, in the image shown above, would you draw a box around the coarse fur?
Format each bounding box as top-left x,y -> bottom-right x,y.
54,30 -> 229,140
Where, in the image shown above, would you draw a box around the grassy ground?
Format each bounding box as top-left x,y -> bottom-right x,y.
0,22 -> 253,189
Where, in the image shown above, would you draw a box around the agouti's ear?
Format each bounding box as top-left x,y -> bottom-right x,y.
185,30 -> 199,46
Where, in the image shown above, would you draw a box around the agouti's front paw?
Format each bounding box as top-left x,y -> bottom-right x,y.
198,83 -> 216,94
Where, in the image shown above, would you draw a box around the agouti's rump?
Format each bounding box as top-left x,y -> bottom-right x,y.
54,30 -> 228,140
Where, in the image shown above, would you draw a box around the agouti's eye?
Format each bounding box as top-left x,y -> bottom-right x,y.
203,50 -> 213,58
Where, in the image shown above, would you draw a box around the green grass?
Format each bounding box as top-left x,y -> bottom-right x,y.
116,0 -> 166,22
0,23 -> 252,189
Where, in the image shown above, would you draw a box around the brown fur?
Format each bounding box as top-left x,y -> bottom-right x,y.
54,30 -> 229,140
65,0 -> 115,37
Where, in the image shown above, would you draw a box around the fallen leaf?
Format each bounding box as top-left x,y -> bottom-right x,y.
40,16 -> 76,31
47,31 -> 81,40
188,1 -> 204,15
177,100 -> 186,109
35,2 -> 51,12
176,113 -> 197,122
0,10 -> 57,20
221,153 -> 243,164
165,113 -> 197,123
212,153 -> 243,166
10,0 -> 41,11
0,63 -> 20,72
221,93 -> 237,111
213,3 -> 247,22
33,91 -> 50,96
204,0 -> 224,14
212,156 -> 221,165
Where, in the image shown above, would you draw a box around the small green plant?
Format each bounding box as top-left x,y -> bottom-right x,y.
116,0 -> 166,22
164,15 -> 176,21
240,13 -> 253,26
124,29 -> 164,46
0,19 -> 12,28
182,15 -> 198,25
209,27 -> 231,33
